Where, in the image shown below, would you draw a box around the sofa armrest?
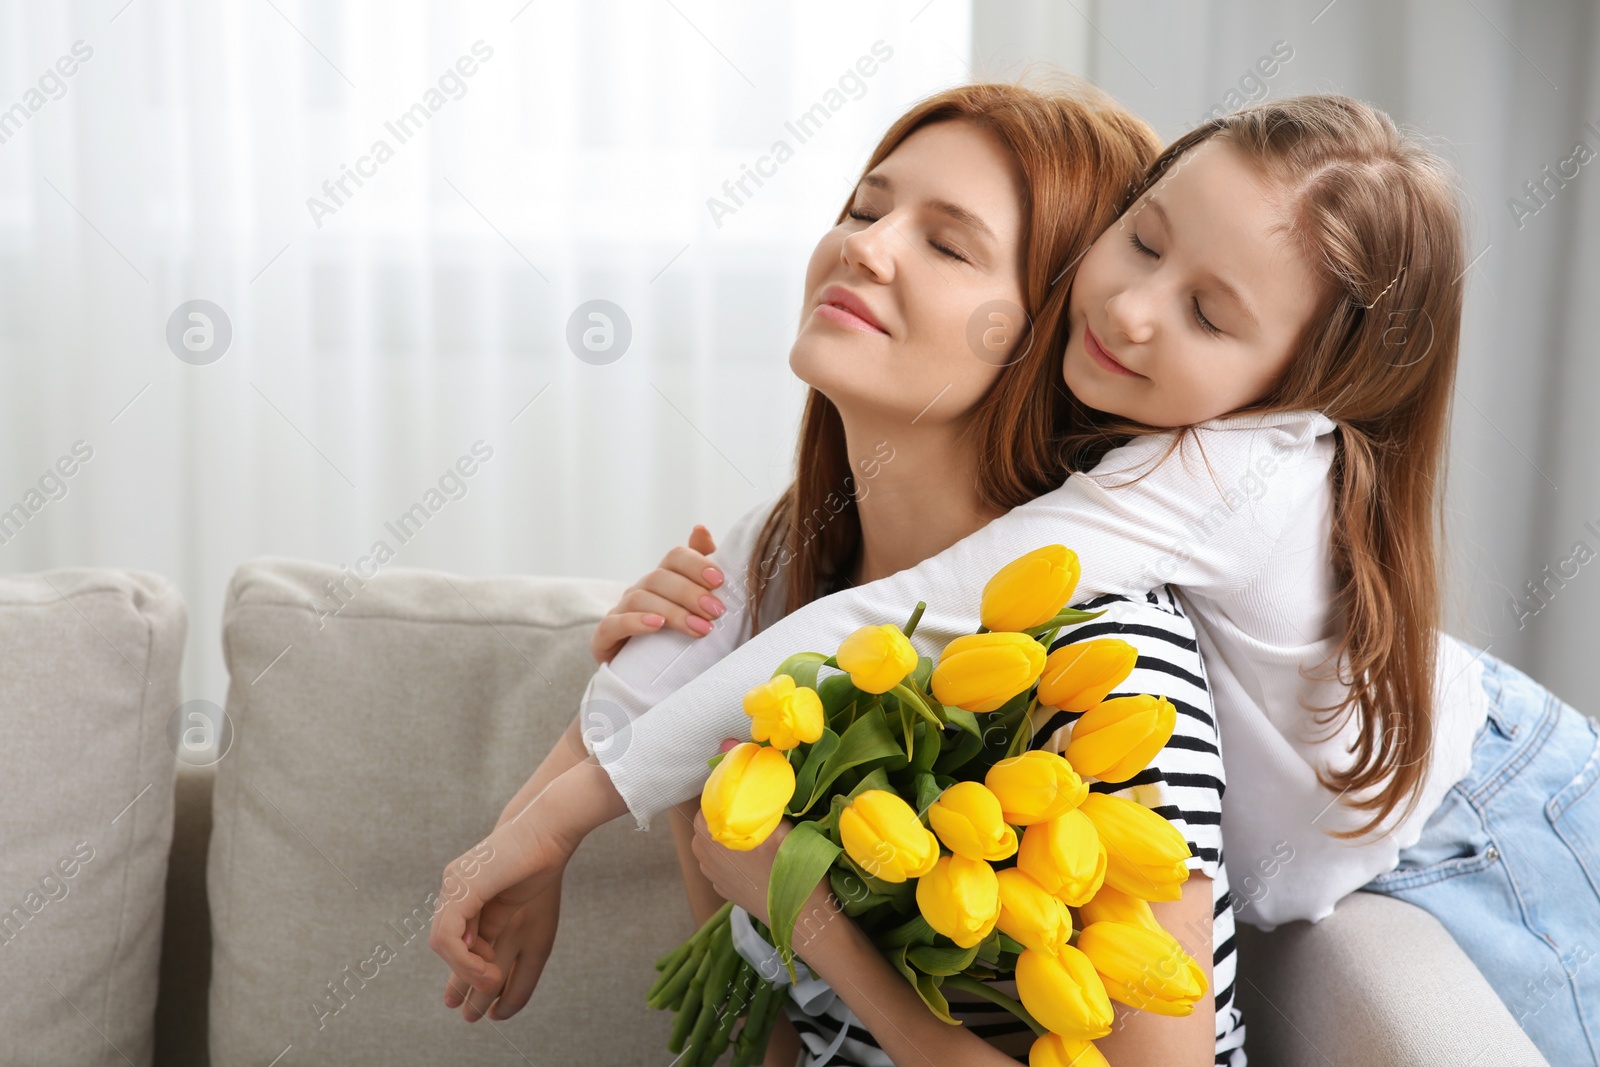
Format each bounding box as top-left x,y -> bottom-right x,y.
1236,890 -> 1549,1065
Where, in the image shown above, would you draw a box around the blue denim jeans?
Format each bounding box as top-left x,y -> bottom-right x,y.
1360,641 -> 1600,1065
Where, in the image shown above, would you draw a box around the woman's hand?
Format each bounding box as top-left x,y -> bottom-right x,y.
690,807 -> 787,926
690,807 -> 832,935
590,525 -> 726,664
442,886 -> 563,1022
429,786 -> 589,1010
432,758 -> 630,1021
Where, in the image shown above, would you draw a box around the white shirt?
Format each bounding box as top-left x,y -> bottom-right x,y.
581,408 -> 1488,930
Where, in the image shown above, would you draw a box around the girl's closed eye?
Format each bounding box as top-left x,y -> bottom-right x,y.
1125,230 -> 1223,336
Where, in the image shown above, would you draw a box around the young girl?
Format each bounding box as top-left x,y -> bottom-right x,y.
440,92 -> 1600,1064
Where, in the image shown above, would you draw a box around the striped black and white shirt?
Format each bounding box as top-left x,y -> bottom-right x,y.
782,591 -> 1245,1066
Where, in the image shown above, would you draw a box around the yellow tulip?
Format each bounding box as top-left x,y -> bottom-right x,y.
835,623 -> 919,695
1077,920 -> 1208,1017
915,854 -> 1001,948
1028,1032 -> 1110,1067
1064,695 -> 1177,783
927,781 -> 1019,862
838,789 -> 941,884
742,674 -> 825,751
1014,945 -> 1114,1041
700,742 -> 795,851
995,867 -> 1072,956
1036,639 -> 1138,712
1078,883 -> 1162,935
1076,793 -> 1191,902
984,750 -> 1088,825
981,545 -> 1080,632
931,632 -> 1047,713
1016,808 -> 1107,907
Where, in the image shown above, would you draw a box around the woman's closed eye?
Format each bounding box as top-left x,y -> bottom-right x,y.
848,208 -> 968,262
1126,231 -> 1223,336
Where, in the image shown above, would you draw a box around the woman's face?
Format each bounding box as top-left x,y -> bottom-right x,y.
1062,138 -> 1327,428
790,120 -> 1028,429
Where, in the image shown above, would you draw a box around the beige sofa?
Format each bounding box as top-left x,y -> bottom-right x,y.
0,562 -> 1551,1066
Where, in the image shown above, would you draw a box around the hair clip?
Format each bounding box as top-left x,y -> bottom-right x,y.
1357,265 -> 1406,309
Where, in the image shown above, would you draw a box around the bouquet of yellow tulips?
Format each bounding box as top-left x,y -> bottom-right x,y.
645,545 -> 1207,1067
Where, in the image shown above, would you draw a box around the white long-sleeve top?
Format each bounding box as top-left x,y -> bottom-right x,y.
579,408 -> 1489,931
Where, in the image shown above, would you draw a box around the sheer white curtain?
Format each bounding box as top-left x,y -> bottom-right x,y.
0,0 -> 971,702
975,0 -> 1600,716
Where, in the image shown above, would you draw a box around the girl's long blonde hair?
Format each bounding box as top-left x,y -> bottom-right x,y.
1063,95 -> 1464,841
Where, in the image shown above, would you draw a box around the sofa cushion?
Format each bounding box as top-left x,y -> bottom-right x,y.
1237,890 -> 1550,1065
208,558 -> 693,1065
0,569 -> 186,1067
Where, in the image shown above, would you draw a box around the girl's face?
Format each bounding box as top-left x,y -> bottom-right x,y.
1063,138 -> 1327,428
791,120 -> 1027,429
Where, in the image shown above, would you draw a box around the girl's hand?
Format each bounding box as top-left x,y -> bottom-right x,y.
590,525 -> 726,664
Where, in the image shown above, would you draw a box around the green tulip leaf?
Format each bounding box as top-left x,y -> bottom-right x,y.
838,850 -> 911,898
931,729 -> 984,776
773,652 -> 827,692
799,706 -> 904,811
974,931 -> 1003,966
830,865 -> 894,918
817,672 -> 861,719
914,972 -> 958,1025
995,932 -> 1028,956
879,912 -> 939,949
942,705 -> 980,739
912,771 -> 943,816
911,656 -> 934,691
788,729 -> 842,817
886,943 -> 918,988
767,822 -> 842,985
907,942 -> 980,976
844,765 -> 892,801
907,720 -> 942,774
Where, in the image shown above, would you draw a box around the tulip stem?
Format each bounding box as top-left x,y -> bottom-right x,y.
690,900 -> 735,947
902,601 -> 927,639
939,975 -> 1047,1037
1021,607 -> 1107,637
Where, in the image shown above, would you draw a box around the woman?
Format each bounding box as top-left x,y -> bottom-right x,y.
434,79 -> 1243,1064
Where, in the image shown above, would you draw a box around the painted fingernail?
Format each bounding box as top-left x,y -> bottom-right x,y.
703,567 -> 723,587
687,615 -> 712,635
643,614 -> 664,626
699,595 -> 724,618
